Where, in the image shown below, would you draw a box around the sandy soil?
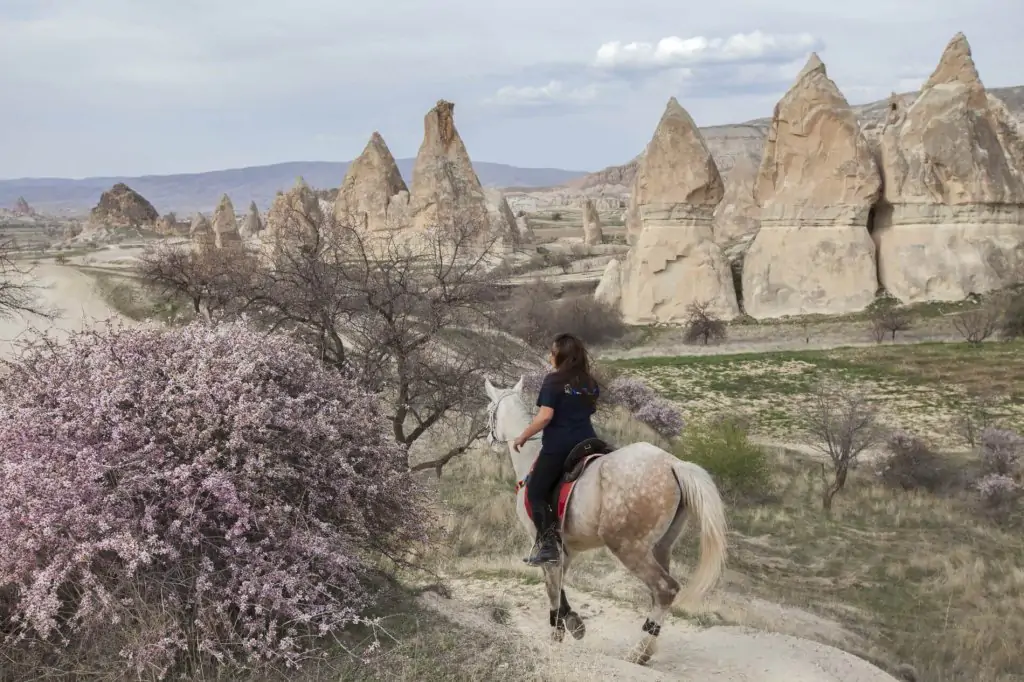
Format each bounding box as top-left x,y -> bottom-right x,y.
422,578 -> 900,682
0,263 -> 133,360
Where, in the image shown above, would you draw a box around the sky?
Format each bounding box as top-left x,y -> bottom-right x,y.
1,0 -> 1020,179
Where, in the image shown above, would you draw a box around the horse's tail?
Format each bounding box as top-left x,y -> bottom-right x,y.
670,459 -> 728,607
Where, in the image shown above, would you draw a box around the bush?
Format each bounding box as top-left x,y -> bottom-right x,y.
998,289 -> 1024,339
951,300 -> 1001,344
877,430 -> 959,492
504,279 -> 627,347
0,321 -> 429,677
868,297 -> 912,343
978,426 -> 1023,476
674,418 -> 772,501
976,473 -> 1021,522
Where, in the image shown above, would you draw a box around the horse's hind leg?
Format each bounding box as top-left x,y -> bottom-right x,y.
607,543 -> 681,666
542,554 -> 585,642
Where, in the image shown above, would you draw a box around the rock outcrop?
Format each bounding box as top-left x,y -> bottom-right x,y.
240,201 -> 264,238
89,183 -> 158,227
265,178 -> 323,246
189,213 -> 215,251
713,155 -> 760,246
618,98 -> 739,323
484,188 -> 521,246
582,199 -> 604,245
333,132 -> 410,233
742,54 -> 882,318
874,33 -> 1024,302
515,214 -> 535,243
594,258 -> 622,307
211,194 -> 242,249
408,100 -> 492,239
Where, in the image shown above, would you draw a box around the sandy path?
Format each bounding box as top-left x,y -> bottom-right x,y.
0,263 -> 133,360
425,578 -> 900,682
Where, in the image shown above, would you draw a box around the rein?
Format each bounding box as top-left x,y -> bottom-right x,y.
487,390 -> 540,493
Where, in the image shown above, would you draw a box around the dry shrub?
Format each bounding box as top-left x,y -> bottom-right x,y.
867,297 -> 912,343
877,430 -> 962,493
0,321 -> 430,678
951,298 -> 1002,344
503,278 -> 627,347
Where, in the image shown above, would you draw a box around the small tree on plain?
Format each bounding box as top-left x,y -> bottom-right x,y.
0,237 -> 56,321
803,381 -> 880,512
868,298 -> 911,343
683,300 -> 727,345
952,299 -> 1002,344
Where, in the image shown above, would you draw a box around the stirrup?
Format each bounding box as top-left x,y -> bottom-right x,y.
523,532 -> 562,566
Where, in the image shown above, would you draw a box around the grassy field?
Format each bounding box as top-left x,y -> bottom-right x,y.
435,341 -> 1024,682
610,341 -> 1024,449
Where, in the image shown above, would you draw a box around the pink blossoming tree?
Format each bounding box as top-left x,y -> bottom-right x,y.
0,321 -> 429,677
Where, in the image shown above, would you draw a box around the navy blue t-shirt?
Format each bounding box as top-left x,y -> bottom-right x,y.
536,372 -> 598,455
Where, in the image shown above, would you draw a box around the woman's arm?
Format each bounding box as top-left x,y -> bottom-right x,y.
514,406 -> 554,450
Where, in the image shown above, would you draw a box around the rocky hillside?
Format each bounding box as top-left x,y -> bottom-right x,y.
0,160 -> 589,217
507,85 -> 1024,211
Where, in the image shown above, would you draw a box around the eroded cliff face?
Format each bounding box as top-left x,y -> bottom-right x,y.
618,98 -> 739,323
741,54 -> 881,319
874,33 -> 1024,302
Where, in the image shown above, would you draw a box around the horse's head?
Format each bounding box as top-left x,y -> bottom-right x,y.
484,375 -> 526,446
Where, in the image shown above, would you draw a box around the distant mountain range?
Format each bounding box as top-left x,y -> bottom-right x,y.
0,160 -> 591,217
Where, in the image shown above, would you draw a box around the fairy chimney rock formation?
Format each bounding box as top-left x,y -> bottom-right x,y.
408,100 -> 492,239
13,197 -> 33,215
333,132 -> 410,233
211,194 -> 242,249
713,155 -> 760,246
266,178 -> 323,247
89,183 -> 159,227
618,97 -> 739,323
582,199 -> 604,245
484,188 -> 521,246
240,201 -> 264,238
594,258 -> 623,307
875,32 -> 1024,302
189,213 -> 215,251
742,53 -> 881,319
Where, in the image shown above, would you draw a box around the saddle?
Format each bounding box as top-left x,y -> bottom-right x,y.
562,437 -> 615,484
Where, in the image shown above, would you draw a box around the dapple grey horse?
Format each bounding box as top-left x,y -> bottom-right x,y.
485,377 -> 728,665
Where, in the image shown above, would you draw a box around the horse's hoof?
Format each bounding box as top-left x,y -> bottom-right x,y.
564,611 -> 586,640
626,644 -> 652,666
550,627 -> 566,643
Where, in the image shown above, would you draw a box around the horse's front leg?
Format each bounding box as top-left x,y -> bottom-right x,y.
542,554 -> 586,642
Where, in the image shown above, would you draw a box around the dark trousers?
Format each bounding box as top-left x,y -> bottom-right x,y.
527,448 -> 571,536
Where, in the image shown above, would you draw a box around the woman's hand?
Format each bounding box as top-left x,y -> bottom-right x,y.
513,434 -> 528,452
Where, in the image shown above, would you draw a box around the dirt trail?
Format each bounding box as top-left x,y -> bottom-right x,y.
0,263 -> 133,360
424,578 -> 900,682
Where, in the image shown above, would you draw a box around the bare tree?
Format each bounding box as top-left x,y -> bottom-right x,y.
868,299 -> 912,343
683,300 -> 727,345
951,299 -> 1002,344
803,382 -> 880,513
225,205 -> 525,467
137,242 -> 259,322
0,237 -> 56,320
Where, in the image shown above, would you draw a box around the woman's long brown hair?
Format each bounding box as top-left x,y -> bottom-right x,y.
550,333 -> 599,407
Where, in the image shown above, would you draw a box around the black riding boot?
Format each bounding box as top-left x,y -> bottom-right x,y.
525,504 -> 561,565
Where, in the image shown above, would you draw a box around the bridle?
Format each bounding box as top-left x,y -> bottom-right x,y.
487,390 -> 541,446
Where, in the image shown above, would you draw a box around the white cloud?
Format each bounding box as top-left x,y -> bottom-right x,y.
593,30 -> 823,72
484,81 -> 601,109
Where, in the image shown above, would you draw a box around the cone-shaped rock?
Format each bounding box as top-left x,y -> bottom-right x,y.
333,132 -> 410,233
742,54 -> 881,319
582,199 -> 604,246
408,100 -> 491,238
212,194 -> 242,249
266,178 -> 323,247
484,188 -> 520,246
619,98 -> 739,323
875,32 -> 1024,302
594,258 -> 622,307
190,213 -> 215,251
90,183 -> 158,227
240,201 -> 263,238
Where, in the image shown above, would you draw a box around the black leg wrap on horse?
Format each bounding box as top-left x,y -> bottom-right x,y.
642,618 -> 661,637
550,600 -> 572,628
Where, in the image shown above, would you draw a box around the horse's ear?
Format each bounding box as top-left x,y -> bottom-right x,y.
512,375 -> 524,394
484,378 -> 497,400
